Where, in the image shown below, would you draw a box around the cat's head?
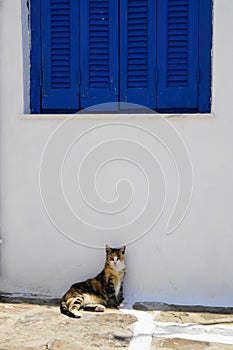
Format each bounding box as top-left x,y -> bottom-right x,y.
105,245 -> 126,271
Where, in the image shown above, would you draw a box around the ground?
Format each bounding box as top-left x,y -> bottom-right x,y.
1,296 -> 233,349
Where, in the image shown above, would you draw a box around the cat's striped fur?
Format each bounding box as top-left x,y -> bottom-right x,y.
60,245 -> 126,318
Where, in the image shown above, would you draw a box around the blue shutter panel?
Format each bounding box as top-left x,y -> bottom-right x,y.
198,0 -> 212,113
41,0 -> 79,110
80,0 -> 118,108
120,0 -> 156,108
157,0 -> 199,110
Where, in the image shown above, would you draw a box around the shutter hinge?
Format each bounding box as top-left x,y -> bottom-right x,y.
196,67 -> 200,83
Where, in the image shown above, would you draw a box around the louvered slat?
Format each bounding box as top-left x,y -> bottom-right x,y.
80,0 -> 118,108
120,0 -> 156,108
167,0 -> 188,87
50,0 -> 71,89
89,0 -> 109,88
41,0 -> 79,110
157,0 -> 199,110
127,0 -> 148,88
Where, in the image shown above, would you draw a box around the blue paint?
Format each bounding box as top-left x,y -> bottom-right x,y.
30,0 -> 212,113
80,0 -> 118,108
30,0 -> 41,113
157,0 -> 199,110
120,0 -> 156,108
41,0 -> 80,110
198,0 -> 212,113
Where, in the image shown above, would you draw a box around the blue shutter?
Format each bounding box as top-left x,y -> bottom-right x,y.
80,0 -> 118,109
41,0 -> 79,110
120,0 -> 156,108
30,0 -> 41,113
198,0 -> 212,113
157,0 -> 199,110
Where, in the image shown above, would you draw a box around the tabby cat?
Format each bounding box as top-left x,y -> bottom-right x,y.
60,245 -> 126,318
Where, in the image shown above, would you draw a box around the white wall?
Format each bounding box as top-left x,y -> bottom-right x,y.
1,0 -> 233,306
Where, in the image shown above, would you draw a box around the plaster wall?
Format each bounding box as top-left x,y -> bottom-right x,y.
0,0 -> 233,306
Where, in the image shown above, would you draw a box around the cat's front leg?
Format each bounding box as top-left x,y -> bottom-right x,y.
106,280 -> 119,308
118,284 -> 124,304
107,299 -> 119,308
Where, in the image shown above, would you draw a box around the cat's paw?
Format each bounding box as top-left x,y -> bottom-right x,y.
73,310 -> 82,318
119,299 -> 127,308
95,304 -> 106,312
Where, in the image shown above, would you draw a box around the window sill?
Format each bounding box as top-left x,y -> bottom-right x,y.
20,113 -> 214,121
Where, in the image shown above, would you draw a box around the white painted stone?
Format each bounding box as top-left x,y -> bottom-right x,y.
122,309 -> 157,350
153,322 -> 233,345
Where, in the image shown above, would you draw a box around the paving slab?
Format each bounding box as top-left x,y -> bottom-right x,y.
151,337 -> 233,350
133,302 -> 233,349
0,300 -> 136,350
155,311 -> 233,325
2,297 -> 233,350
133,302 -> 233,314
134,302 -> 233,325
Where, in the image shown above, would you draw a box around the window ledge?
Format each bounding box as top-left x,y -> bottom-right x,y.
20,113 -> 214,121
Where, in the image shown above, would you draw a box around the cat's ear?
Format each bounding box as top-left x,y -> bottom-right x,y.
120,245 -> 126,254
106,245 -> 111,254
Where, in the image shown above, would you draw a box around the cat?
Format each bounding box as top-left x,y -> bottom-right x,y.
60,245 -> 126,318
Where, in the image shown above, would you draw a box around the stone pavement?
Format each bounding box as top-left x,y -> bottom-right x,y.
1,296 -> 233,349
135,302 -> 233,349
0,295 -> 135,350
